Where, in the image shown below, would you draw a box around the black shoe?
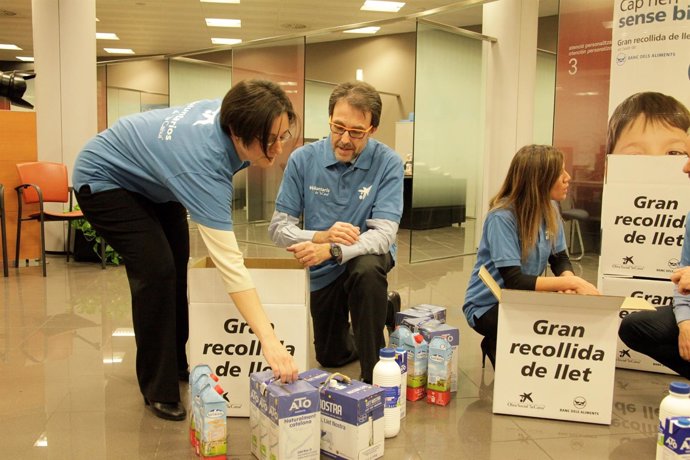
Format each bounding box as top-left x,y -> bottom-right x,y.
144,398 -> 187,421
386,291 -> 401,335
480,337 -> 496,370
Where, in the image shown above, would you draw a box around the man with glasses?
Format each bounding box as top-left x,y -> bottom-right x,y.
269,81 -> 403,384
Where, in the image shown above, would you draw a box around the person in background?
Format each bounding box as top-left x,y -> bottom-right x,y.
268,81 -> 403,384
72,80 -> 299,421
606,91 -> 689,156
616,98 -> 690,377
462,144 -> 600,369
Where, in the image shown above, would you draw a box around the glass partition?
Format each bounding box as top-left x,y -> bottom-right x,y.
231,37 -> 306,243
534,50 -> 557,144
409,20 -> 486,263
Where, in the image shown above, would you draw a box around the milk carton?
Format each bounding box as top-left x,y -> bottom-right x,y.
400,316 -> 434,333
418,320 -> 459,392
264,379 -> 320,460
198,383 -> 227,460
250,370 -> 275,459
193,374 -> 224,454
403,333 -> 428,401
661,416 -> 690,458
300,370 -> 385,460
388,324 -> 412,348
394,347 -> 407,419
426,336 -> 452,406
394,304 -> 447,328
190,365 -> 220,448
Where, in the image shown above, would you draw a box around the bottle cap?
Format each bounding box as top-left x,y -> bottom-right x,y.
214,384 -> 224,395
414,334 -> 424,344
379,347 -> 395,358
395,346 -> 405,353
210,373 -> 219,382
670,382 -> 690,394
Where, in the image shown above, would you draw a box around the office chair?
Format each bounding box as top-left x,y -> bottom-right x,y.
1,183 -> 8,277
561,207 -> 588,261
14,162 -> 105,276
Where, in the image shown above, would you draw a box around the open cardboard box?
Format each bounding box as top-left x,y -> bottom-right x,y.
479,266 -> 653,425
188,256 -> 309,417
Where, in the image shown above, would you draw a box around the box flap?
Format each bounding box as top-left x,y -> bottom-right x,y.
478,265 -> 502,302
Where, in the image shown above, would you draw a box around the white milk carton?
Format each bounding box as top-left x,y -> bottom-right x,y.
300,369 -> 385,460
265,379 -> 320,460
418,320 -> 460,392
249,370 -> 275,459
394,304 -> 447,327
198,384 -> 227,460
403,333 -> 428,401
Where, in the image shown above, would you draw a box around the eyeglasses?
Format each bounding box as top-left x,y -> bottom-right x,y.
265,130 -> 293,148
328,120 -> 373,139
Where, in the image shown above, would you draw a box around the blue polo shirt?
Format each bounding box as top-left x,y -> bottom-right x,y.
463,207 -> 567,327
275,137 -> 403,291
73,99 -> 249,230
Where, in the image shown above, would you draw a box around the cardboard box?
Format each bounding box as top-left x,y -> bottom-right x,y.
479,266 -> 653,425
599,156 -> 690,279
188,257 -> 309,417
600,276 -> 677,375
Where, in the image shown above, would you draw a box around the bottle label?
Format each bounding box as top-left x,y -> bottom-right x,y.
382,385 -> 400,409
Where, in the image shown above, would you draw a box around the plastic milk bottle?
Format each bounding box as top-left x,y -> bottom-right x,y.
372,348 -> 401,438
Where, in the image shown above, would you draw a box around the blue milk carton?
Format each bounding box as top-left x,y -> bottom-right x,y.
250,370 -> 276,459
388,324 -> 412,349
265,379 -> 320,460
198,383 -> 227,460
403,333 -> 428,401
418,320 -> 460,392
426,336 -> 452,406
662,416 -> 690,458
190,365 -> 220,448
193,374 -> 224,454
300,370 -> 385,460
394,347 -> 408,419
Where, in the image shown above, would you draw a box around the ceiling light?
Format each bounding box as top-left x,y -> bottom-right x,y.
103,352 -> 125,364
33,433 -> 48,447
112,327 -> 135,337
104,48 -> 135,54
16,56 -> 34,62
0,44 -> 22,50
96,32 -> 119,40
201,0 -> 240,3
205,18 -> 241,27
361,1 -> 405,12
211,37 -> 242,45
344,27 -> 380,34
277,81 -> 297,86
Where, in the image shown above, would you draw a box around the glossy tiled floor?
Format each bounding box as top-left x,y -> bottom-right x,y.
1,225 -> 675,459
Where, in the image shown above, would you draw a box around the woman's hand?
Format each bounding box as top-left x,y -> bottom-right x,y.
571,276 -> 600,295
260,334 -> 299,383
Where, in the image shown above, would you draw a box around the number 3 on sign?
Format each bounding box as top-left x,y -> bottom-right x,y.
569,58 -> 578,75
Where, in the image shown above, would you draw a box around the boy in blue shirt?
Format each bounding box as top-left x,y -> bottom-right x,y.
269,81 -> 403,383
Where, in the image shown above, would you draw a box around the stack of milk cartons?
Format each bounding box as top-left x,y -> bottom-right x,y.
249,370 -> 320,460
300,369 -> 385,460
249,370 -> 275,459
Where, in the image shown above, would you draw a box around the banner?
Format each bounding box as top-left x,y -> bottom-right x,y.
610,0 -> 690,112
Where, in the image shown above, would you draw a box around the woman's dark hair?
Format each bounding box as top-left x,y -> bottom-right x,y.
606,92 -> 690,155
328,81 -> 382,128
219,79 -> 297,154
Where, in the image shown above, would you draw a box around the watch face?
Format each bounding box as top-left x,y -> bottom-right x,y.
330,244 -> 342,258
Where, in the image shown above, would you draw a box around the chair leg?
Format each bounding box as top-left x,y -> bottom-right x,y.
570,220 -> 585,261
100,239 -> 106,269
66,221 -> 72,263
39,217 -> 47,277
15,216 -> 21,269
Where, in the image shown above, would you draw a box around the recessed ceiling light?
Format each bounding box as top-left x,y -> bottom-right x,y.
201,0 -> 240,3
33,433 -> 48,447
16,56 -> 34,62
104,48 -> 135,54
0,43 -> 22,50
96,32 -> 119,40
205,18 -> 241,27
112,327 -> 135,337
361,1 -> 405,12
344,27 -> 380,34
211,37 -> 242,45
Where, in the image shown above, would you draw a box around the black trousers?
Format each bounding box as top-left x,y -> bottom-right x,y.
619,305 -> 690,379
472,304 -> 499,364
75,187 -> 189,402
310,253 -> 393,383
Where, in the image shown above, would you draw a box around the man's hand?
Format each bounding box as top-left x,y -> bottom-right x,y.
287,241 -> 332,267
672,267 -> 690,295
679,321 -> 690,361
313,222 -> 360,245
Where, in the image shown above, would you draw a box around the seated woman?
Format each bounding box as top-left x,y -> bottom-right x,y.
462,144 -> 600,368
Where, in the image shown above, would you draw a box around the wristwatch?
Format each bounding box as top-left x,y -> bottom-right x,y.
329,243 -> 343,264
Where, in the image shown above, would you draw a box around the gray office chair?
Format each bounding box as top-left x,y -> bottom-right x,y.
561,208 -> 588,261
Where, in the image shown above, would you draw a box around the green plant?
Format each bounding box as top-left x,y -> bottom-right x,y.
71,207 -> 123,265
